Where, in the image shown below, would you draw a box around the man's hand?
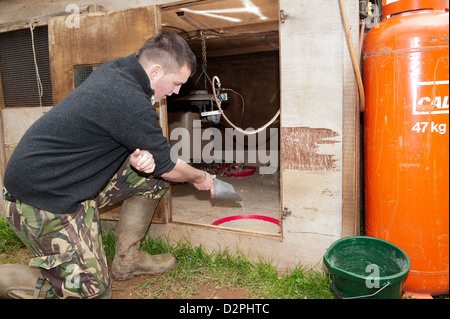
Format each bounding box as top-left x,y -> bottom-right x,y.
192,171 -> 216,199
161,159 -> 216,199
130,149 -> 155,174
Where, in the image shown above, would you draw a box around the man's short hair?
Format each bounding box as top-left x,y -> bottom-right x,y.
137,31 -> 197,76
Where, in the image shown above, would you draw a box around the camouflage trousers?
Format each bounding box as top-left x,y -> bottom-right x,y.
3,158 -> 168,299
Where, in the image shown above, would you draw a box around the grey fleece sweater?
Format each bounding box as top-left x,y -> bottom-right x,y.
4,54 -> 176,214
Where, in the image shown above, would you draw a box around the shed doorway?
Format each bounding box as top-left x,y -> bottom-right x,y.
160,0 -> 281,236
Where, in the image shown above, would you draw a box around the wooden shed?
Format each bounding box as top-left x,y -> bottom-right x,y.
0,0 -> 361,272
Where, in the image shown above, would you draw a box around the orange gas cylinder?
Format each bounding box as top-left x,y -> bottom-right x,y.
363,0 -> 449,297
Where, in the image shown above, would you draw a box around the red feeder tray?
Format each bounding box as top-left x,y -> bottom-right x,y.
217,165 -> 256,177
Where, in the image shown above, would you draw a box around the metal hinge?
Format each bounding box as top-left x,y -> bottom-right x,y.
280,10 -> 288,23
282,207 -> 292,219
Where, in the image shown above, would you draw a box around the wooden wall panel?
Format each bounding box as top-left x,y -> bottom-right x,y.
279,0 -> 360,260
281,127 -> 340,172
48,6 -> 157,104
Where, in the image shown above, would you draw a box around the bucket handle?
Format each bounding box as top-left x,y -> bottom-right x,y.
329,280 -> 391,299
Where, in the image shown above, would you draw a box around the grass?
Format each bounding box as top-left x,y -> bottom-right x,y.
1,216 -> 334,299
102,231 -> 335,299
2,216 -> 449,299
0,217 -> 34,265
0,216 -> 25,253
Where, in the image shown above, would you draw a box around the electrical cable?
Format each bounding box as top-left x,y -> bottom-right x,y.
189,29 -> 280,133
202,32 -> 280,49
186,32 -> 279,49
212,75 -> 280,135
29,22 -> 44,111
221,87 -> 245,127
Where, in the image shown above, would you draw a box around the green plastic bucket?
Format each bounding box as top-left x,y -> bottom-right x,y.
323,236 -> 410,299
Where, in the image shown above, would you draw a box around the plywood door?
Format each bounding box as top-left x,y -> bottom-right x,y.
47,6 -> 169,223
48,6 -> 158,104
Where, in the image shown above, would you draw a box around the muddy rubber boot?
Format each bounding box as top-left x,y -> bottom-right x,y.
0,264 -> 51,299
111,196 -> 177,281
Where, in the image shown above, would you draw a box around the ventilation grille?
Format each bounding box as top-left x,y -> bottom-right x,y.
0,26 -> 53,107
74,65 -> 100,88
